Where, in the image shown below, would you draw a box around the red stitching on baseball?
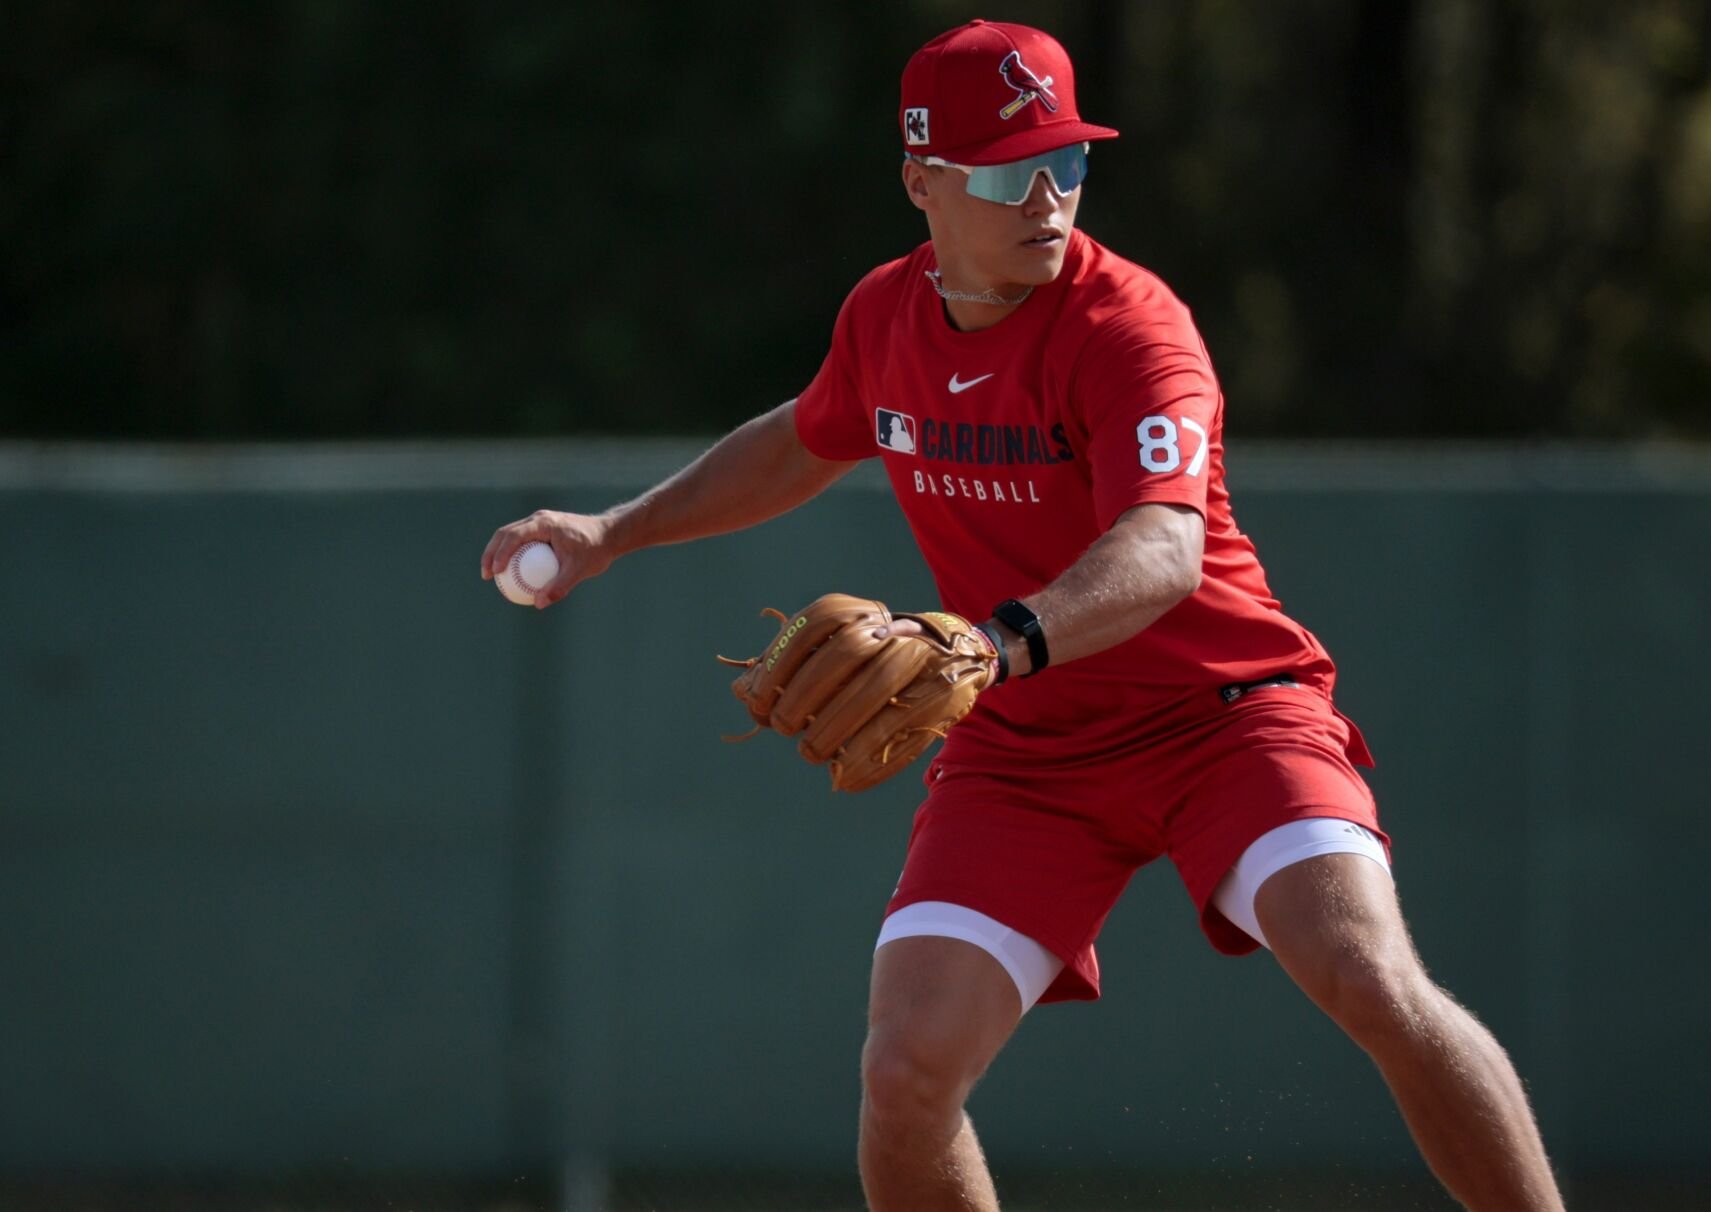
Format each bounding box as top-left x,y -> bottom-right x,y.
509,544 -> 550,595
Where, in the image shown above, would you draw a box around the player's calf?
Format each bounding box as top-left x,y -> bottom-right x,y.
1256,854 -> 1565,1210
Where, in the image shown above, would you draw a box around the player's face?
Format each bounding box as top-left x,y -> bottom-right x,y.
903,156 -> 1082,295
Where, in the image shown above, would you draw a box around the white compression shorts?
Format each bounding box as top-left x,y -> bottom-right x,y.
875,900 -> 1065,1013
874,816 -> 1392,1012
1209,816 -> 1391,949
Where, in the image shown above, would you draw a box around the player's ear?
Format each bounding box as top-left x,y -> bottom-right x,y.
901,159 -> 932,212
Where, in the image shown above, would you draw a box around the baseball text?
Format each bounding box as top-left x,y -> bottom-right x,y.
913,470 -> 1043,503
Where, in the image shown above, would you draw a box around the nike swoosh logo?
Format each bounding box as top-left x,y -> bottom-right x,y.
948,372 -> 995,394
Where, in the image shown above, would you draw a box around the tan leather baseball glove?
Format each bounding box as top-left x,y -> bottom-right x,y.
718,593 -> 999,792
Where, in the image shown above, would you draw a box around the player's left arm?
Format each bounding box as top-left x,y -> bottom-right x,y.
959,293 -> 1217,674
979,501 -> 1203,677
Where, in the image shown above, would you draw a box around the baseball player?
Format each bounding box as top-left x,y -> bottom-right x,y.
482,20 -> 1564,1212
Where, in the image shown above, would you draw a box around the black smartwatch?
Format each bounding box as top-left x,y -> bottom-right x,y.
990,598 -> 1049,676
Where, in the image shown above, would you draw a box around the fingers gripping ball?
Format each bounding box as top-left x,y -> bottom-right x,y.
496,541 -> 560,606
718,594 -> 999,792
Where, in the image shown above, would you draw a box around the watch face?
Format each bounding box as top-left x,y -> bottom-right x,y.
996,599 -> 1040,634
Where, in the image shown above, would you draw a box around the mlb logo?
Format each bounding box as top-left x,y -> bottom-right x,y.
875,408 -> 917,454
904,108 -> 930,146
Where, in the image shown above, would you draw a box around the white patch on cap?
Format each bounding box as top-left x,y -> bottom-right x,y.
904,107 -> 930,145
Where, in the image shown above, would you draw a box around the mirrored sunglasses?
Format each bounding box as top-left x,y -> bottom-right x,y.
914,143 -> 1090,205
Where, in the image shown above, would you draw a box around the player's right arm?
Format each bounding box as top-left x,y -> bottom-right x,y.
480,399 -> 859,609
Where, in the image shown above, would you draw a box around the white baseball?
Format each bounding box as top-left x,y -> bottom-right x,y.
496,541 -> 560,606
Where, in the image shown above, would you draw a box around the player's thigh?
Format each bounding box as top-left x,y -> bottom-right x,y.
1210,816 -> 1391,950
1168,692 -> 1387,956
887,759 -> 1147,1002
1254,850 -> 1424,1015
864,934 -> 1023,1093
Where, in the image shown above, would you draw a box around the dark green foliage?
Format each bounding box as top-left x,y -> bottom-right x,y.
3,0 -> 1707,438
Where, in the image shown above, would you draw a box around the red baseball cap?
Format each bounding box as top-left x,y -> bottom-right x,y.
899,19 -> 1119,165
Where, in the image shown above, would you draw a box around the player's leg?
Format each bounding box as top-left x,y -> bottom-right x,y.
859,927 -> 1043,1212
860,760 -> 1133,1211
1250,853 -> 1564,1211
1175,692 -> 1563,1209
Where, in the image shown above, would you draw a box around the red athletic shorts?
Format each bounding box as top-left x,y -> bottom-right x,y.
884,682 -> 1388,1003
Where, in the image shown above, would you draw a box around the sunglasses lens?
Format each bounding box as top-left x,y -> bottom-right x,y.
964,145 -> 1088,204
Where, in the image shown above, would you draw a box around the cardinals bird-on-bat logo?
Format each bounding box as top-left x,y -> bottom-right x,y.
997,51 -> 1059,120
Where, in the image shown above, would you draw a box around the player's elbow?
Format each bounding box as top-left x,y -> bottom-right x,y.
1163,511 -> 1205,601
1121,533 -> 1200,616
1141,511 -> 1205,603
1111,502 -> 1204,608
1172,556 -> 1203,601
1153,545 -> 1200,608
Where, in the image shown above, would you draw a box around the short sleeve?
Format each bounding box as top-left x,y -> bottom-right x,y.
1072,293 -> 1223,531
793,288 -> 876,462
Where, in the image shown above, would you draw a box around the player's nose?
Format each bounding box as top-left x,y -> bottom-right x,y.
1019,170 -> 1065,214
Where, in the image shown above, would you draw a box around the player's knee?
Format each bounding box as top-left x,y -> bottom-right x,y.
860,1027 -> 972,1135
1310,944 -> 1436,1044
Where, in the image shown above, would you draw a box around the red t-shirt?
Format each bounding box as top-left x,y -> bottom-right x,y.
793,230 -> 1339,765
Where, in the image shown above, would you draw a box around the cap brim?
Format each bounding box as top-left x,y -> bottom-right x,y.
937,121 -> 1120,166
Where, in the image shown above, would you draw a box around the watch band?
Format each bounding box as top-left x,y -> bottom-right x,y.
990,598 -> 1049,676
974,621 -> 1009,685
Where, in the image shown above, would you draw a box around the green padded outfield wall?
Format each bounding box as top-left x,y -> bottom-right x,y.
1,442 -> 1707,1185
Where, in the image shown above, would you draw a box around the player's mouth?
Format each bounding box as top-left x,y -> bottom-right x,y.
1021,229 -> 1063,248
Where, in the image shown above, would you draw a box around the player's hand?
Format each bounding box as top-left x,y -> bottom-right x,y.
481,510 -> 618,610
720,596 -> 999,792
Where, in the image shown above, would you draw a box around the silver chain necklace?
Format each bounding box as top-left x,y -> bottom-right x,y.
925,269 -> 1032,308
